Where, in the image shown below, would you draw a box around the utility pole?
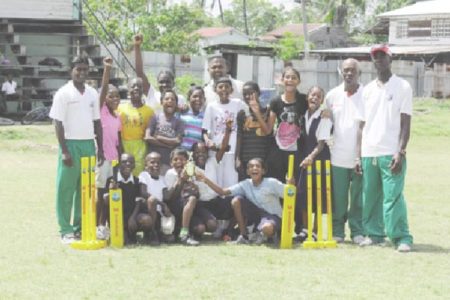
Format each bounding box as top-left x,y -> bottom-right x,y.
294,0 -> 309,59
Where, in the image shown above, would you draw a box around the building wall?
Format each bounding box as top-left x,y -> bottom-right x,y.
389,18 -> 450,45
0,0 -> 77,20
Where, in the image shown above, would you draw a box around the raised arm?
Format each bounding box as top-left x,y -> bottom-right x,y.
133,34 -> 150,95
249,93 -> 271,135
99,57 -> 113,108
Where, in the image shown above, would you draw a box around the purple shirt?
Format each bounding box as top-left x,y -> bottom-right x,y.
100,104 -> 122,161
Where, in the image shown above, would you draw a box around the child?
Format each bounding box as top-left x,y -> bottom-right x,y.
145,90 -> 184,175
163,148 -> 201,246
235,81 -> 273,180
180,85 -> 205,151
117,77 -> 154,176
102,153 -> 155,245
133,34 -> 187,114
266,67 -> 307,183
96,57 -> 123,239
202,77 -> 247,188
296,86 -> 332,242
139,152 -> 175,244
196,158 -> 295,245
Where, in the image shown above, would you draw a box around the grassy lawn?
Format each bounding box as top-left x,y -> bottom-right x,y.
0,99 -> 449,299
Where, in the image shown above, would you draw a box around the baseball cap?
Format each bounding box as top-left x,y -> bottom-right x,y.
370,44 -> 392,57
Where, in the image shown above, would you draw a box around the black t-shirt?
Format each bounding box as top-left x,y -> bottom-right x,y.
269,92 -> 307,150
105,175 -> 140,218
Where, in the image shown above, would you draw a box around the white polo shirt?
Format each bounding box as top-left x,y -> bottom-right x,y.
139,171 -> 166,201
357,75 -> 412,157
1,80 -> 17,95
325,83 -> 364,168
49,81 -> 100,140
204,76 -> 244,105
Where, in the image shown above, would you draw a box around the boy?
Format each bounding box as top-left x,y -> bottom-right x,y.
103,153 -> 155,245
164,148 -> 200,246
196,158 -> 295,245
49,55 -> 104,244
139,152 -> 175,244
202,77 -> 247,188
145,90 -> 184,175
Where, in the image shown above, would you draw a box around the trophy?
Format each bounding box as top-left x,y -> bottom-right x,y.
184,151 -> 196,180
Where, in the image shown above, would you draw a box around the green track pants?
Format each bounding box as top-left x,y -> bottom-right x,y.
331,165 -> 364,239
56,140 -> 95,235
361,156 -> 413,245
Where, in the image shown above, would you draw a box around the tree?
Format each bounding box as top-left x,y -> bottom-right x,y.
275,32 -> 306,62
83,0 -> 213,54
222,0 -> 287,37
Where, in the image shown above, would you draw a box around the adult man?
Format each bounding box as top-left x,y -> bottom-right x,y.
49,55 -> 104,244
356,45 -> 413,252
204,56 -> 244,105
1,73 -> 19,101
325,58 -> 364,244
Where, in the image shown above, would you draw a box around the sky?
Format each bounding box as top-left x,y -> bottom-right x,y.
168,0 -> 299,14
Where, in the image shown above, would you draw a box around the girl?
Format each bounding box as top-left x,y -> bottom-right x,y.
180,86 -> 205,151
235,81 -> 273,180
117,77 -> 154,176
266,67 -> 307,183
145,90 -> 184,175
296,86 -> 332,242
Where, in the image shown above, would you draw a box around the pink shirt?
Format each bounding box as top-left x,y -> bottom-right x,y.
100,104 -> 122,161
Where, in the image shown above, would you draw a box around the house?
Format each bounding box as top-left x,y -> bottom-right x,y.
260,23 -> 352,50
308,0 -> 450,98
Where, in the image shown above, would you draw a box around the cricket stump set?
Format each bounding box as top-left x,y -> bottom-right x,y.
71,157 -> 123,250
280,156 -> 337,249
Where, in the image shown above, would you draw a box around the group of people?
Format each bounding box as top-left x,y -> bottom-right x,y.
50,35 -> 413,252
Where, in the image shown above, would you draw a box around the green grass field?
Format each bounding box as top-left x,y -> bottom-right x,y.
0,99 -> 449,299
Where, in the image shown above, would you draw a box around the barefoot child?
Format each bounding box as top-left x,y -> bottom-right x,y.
96,57 -> 123,239
196,158 -> 295,245
145,90 -> 184,175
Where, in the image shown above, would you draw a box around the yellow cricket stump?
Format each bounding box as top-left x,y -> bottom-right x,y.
109,159 -> 124,248
71,156 -> 106,250
280,155 -> 297,249
303,160 -> 336,249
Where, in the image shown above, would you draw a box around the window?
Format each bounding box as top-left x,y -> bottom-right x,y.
432,19 -> 450,37
407,20 -> 432,37
396,20 -> 408,38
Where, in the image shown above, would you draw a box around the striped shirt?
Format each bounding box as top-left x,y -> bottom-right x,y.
180,110 -> 204,151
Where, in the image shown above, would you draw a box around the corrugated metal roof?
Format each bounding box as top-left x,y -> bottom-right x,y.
379,0 -> 450,18
311,45 -> 450,55
260,23 -> 325,41
194,27 -> 235,38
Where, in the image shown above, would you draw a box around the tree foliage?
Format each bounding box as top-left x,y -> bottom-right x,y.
221,0 -> 287,37
274,32 -> 305,61
84,0 -> 213,54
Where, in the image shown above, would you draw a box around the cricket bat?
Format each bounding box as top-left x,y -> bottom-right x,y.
109,159 -> 124,248
280,155 -> 297,249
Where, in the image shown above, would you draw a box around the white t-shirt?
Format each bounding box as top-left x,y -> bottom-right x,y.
49,81 -> 100,140
204,76 -> 244,105
325,83 -> 364,168
202,98 -> 247,155
145,85 -> 186,114
165,168 -> 217,202
357,75 -> 413,157
139,171 -> 166,201
1,80 -> 17,95
304,108 -> 332,141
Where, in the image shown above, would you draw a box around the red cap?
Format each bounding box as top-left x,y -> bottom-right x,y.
370,44 -> 392,57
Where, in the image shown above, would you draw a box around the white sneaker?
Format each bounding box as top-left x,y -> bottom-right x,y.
397,243 -> 412,253
333,236 -> 345,243
61,233 -> 75,244
254,231 -> 267,245
359,237 -> 385,247
352,235 -> 365,245
96,226 -> 110,240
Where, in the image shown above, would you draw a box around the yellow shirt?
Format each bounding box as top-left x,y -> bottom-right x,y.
118,102 -> 154,141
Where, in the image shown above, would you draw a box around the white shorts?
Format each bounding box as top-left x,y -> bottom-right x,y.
95,160 -> 113,188
205,152 -> 238,188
